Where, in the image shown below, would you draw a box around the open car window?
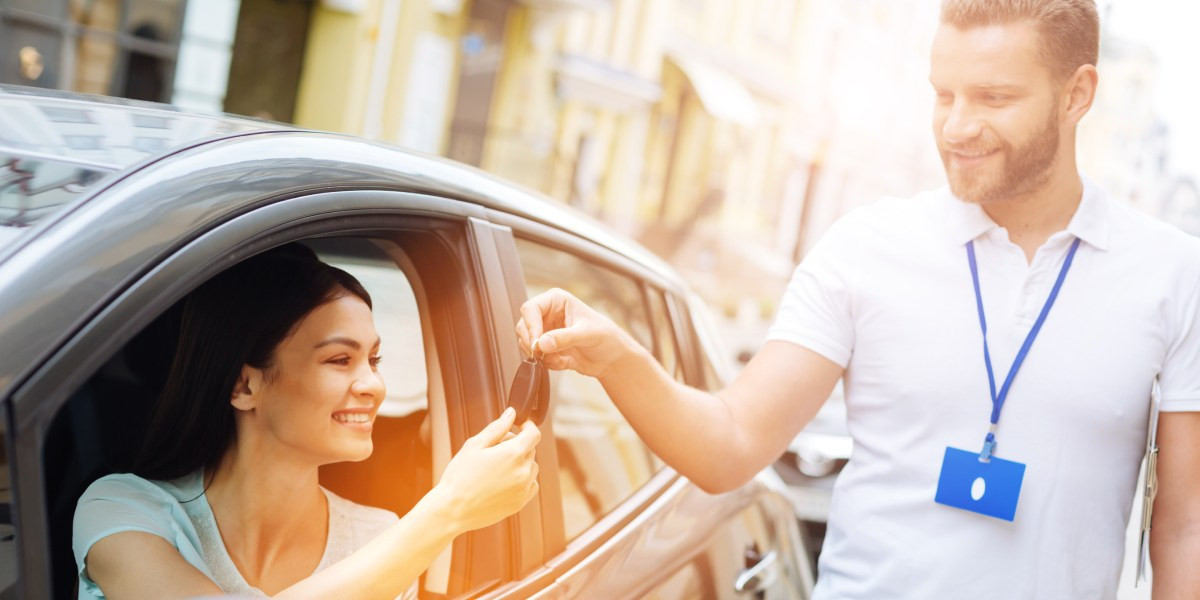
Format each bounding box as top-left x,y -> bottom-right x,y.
39,235 -> 457,599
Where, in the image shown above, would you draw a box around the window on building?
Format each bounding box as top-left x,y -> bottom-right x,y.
0,0 -> 185,102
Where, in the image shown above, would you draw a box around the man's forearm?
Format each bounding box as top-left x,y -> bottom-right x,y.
597,344 -> 756,493
1151,526 -> 1200,599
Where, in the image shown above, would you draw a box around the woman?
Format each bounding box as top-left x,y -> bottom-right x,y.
73,244 -> 540,599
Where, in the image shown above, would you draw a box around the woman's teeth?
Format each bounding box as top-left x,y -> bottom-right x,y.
334,413 -> 371,424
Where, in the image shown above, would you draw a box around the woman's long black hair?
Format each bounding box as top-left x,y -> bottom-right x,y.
133,243 -> 372,482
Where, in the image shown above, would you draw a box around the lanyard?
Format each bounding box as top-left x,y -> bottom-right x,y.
967,237 -> 1081,460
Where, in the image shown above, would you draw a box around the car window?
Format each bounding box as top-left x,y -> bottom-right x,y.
39,237 -> 447,598
513,237 -> 663,541
319,253 -> 429,418
314,247 -> 434,517
684,290 -> 735,390
0,154 -> 112,251
645,288 -> 686,383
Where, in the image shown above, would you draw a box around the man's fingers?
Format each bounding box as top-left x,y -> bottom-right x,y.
536,324 -> 597,355
471,407 -> 516,448
518,293 -> 556,345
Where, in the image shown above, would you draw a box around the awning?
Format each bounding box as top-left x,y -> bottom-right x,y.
669,54 -> 761,127
554,54 -> 663,112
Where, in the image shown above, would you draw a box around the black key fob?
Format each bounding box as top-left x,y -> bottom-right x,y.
508,358 -> 548,424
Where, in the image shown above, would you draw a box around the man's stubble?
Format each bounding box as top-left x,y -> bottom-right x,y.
941,107 -> 1060,205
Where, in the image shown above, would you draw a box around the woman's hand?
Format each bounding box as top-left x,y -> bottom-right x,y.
430,407 -> 540,534
516,288 -> 643,379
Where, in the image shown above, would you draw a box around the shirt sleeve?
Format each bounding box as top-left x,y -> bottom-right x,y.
1160,272 -> 1200,411
73,474 -> 179,597
765,212 -> 860,367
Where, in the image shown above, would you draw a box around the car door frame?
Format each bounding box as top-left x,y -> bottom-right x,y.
4,186 -> 533,599
472,209 -> 701,598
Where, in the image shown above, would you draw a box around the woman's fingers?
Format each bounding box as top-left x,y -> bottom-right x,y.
469,407 -> 516,448
512,421 -> 542,452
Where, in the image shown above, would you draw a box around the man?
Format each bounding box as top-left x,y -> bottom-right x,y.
516,0 -> 1200,598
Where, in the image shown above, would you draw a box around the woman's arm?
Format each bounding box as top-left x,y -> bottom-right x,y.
85,409 -> 540,600
276,412 -> 540,599
85,532 -> 224,599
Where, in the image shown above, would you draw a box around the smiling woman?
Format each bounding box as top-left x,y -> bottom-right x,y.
69,243 -> 541,600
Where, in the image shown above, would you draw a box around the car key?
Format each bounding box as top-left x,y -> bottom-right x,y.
508,358 -> 545,424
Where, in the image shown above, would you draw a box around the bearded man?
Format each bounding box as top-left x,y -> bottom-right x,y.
517,0 -> 1200,598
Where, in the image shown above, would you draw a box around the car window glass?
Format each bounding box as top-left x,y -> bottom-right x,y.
685,291 -> 735,390
0,154 -> 111,250
646,289 -> 685,383
514,238 -> 654,351
0,414 -> 16,596
514,238 -> 662,541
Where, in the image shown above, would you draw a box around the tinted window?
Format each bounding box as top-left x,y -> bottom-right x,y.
514,238 -> 662,540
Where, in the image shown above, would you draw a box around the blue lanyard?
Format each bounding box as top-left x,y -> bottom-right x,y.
967,237 -> 1081,460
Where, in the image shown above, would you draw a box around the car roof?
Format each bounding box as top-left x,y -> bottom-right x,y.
0,84 -> 278,171
0,85 -> 681,285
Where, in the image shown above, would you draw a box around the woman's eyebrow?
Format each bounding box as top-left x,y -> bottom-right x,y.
314,337 -> 383,350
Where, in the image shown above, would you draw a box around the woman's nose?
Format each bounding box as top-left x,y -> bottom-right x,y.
352,365 -> 385,399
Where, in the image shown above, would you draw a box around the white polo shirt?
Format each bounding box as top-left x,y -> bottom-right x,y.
767,178 -> 1200,599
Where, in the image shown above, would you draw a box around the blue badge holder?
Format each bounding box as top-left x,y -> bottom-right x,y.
935,447 -> 1025,521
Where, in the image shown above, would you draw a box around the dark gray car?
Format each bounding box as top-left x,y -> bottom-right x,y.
0,86 -> 812,599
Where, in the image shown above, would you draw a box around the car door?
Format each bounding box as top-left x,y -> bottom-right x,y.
0,128 -> 550,598
474,210 -> 812,599
463,208 -> 811,597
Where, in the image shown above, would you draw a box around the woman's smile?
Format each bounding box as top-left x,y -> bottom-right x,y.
332,409 -> 374,432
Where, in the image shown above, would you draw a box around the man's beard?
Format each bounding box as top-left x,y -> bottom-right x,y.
940,109 -> 1059,204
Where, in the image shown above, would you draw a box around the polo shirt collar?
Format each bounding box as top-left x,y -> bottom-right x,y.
945,175 -> 1111,251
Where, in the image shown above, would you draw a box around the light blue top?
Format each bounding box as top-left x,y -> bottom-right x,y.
72,471 -> 408,599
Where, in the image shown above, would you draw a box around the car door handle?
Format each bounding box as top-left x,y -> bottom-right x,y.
734,549 -> 779,595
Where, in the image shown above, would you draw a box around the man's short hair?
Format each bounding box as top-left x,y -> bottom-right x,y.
940,0 -> 1100,81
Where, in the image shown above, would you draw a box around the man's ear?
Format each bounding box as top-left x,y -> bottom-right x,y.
230,365 -> 263,411
1061,64 -> 1098,127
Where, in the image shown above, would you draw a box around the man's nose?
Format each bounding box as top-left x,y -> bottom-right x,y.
941,99 -> 983,144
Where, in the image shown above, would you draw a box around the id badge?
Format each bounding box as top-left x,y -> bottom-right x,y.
934,446 -> 1025,521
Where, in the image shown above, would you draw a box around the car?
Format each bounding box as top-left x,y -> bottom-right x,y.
772,386 -> 851,574
0,84 -> 814,599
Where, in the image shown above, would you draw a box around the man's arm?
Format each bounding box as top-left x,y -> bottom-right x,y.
519,289 -> 843,493
1150,411 -> 1200,598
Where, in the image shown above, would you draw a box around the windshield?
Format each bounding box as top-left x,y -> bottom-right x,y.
0,153 -> 114,251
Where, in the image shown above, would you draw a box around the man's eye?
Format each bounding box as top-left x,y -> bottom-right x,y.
984,94 -> 1007,103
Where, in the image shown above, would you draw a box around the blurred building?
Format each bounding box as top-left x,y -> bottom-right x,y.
295,0 -> 815,315
2,0 -> 819,318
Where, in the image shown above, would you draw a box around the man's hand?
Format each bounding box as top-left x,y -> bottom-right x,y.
517,288 -> 644,379
515,286 -> 843,494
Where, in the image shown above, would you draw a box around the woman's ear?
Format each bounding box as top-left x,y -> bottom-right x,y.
230,365 -> 263,411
